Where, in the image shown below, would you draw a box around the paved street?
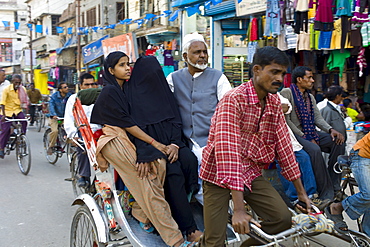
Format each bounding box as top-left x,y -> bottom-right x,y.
0,124 -> 361,247
0,125 -> 75,246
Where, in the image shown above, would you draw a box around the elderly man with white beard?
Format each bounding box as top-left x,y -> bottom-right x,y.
166,32 -> 232,204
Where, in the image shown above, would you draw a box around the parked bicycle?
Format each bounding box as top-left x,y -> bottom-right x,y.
3,117 -> 31,175
42,117 -> 75,164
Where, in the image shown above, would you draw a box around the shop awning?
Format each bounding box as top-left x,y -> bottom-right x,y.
81,63 -> 100,69
56,35 -> 77,54
171,0 -> 205,8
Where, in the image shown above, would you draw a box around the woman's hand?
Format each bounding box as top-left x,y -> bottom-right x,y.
166,144 -> 179,163
136,162 -> 152,179
152,141 -> 168,155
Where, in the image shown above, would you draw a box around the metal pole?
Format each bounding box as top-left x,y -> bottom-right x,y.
28,5 -> 34,83
76,0 -> 81,77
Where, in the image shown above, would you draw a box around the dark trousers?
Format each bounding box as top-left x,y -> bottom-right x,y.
164,157 -> 198,235
201,177 -> 291,247
295,131 -> 345,199
0,112 -> 27,150
77,145 -> 91,178
29,105 -> 36,124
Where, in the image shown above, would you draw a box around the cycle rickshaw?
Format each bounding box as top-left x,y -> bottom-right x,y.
70,98 -> 370,247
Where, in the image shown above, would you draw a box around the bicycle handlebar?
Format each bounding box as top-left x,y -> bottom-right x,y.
4,118 -> 30,122
247,204 -> 320,244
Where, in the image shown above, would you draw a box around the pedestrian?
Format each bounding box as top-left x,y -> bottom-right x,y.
200,46 -> 311,246
0,69 -> 11,131
167,32 -> 232,204
27,83 -> 42,126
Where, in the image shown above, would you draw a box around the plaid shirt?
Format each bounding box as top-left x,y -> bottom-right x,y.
200,80 -> 301,192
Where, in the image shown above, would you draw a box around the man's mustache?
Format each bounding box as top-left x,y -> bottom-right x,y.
272,82 -> 282,87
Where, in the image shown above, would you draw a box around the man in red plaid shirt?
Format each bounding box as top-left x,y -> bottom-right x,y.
199,46 -> 311,246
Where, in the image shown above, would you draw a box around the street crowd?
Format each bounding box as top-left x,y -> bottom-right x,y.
0,32 -> 369,246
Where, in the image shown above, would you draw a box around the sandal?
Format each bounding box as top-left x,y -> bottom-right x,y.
139,222 -> 154,233
176,241 -> 197,247
324,205 -> 348,234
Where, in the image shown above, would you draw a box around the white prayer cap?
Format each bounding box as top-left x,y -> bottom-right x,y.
182,32 -> 208,55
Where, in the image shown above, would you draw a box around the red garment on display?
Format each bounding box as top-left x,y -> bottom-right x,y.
284,73 -> 292,87
315,0 -> 334,23
145,48 -> 157,56
250,18 -> 258,41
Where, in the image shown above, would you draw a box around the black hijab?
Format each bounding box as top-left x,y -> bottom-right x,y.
90,51 -> 135,128
124,56 -> 182,128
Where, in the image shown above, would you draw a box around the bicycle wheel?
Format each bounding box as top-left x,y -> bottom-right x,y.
41,113 -> 46,128
66,142 -> 77,164
43,128 -> 58,164
70,205 -> 106,247
36,111 -> 42,132
71,152 -> 85,197
350,232 -> 370,247
16,135 -> 31,175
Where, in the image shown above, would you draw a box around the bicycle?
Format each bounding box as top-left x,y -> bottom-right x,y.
69,98 -> 240,247
3,117 -> 31,175
42,117 -> 75,164
69,138 -> 95,198
335,155 -> 363,233
30,103 -> 44,132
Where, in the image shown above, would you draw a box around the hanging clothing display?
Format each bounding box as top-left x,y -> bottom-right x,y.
314,0 -> 334,31
264,0 -> 281,36
327,50 -> 351,78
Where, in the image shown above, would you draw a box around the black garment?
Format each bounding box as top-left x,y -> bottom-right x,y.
294,11 -> 309,34
341,16 -> 350,53
360,0 -> 370,13
29,105 -> 36,124
90,52 -> 136,129
125,56 -> 199,234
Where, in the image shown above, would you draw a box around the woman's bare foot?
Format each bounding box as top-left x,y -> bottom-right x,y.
187,230 -> 203,242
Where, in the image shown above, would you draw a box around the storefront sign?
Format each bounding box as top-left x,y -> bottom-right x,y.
235,0 -> 266,16
24,49 -> 37,67
102,33 -> 138,62
49,51 -> 57,66
82,35 -> 109,64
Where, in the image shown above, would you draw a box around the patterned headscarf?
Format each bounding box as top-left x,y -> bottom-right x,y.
290,83 -> 319,143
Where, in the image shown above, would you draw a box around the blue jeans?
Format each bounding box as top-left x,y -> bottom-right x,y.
342,149 -> 370,236
277,149 -> 317,201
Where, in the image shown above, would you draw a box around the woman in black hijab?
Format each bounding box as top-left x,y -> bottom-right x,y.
125,56 -> 201,242
91,52 -> 193,247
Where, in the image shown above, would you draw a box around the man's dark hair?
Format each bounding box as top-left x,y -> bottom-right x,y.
343,98 -> 352,108
58,82 -> 67,90
326,85 -> 344,101
11,74 -> 22,81
251,46 -> 290,70
79,73 -> 95,84
291,66 -> 312,84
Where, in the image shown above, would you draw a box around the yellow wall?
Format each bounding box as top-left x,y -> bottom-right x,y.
33,69 -> 49,95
